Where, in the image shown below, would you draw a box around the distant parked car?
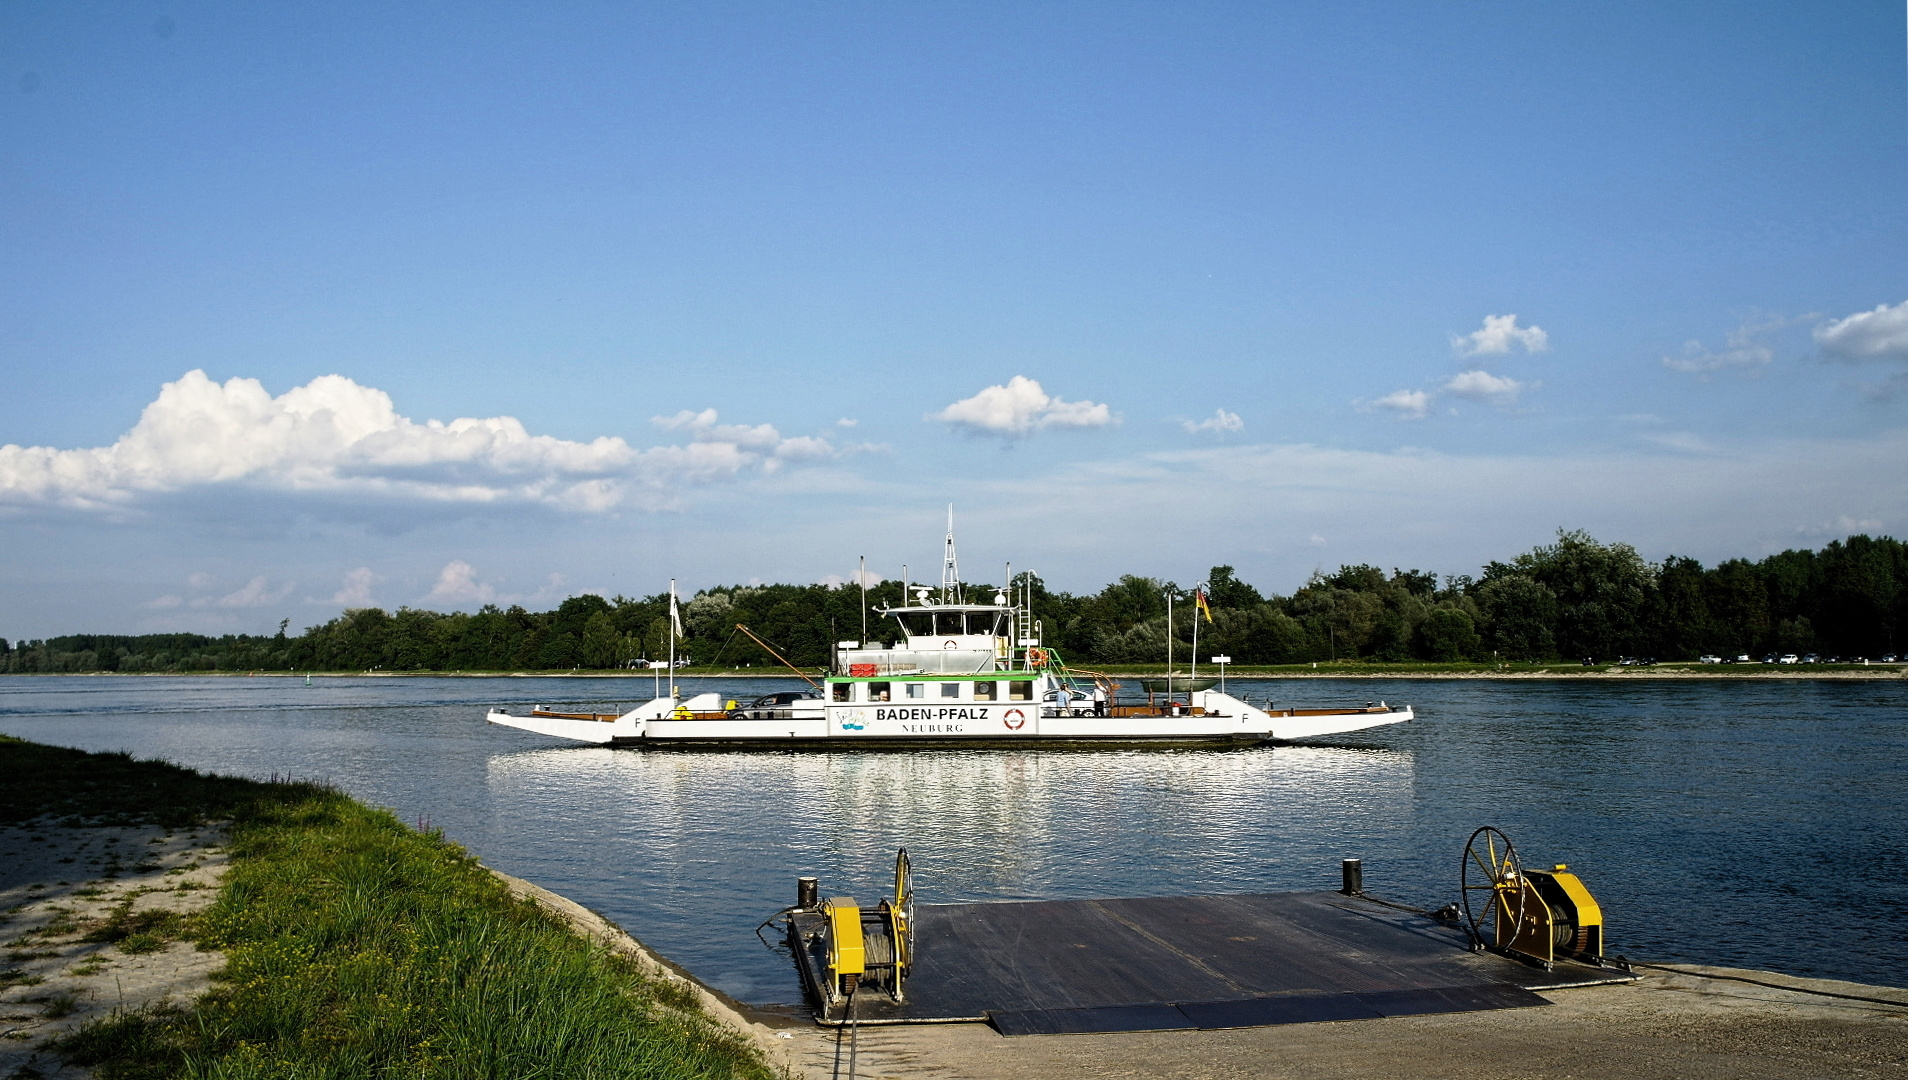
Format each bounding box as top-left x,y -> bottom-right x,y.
1699,655 -> 1721,664
1735,655 -> 1752,663
1779,653 -> 1800,664
1802,653 -> 1821,664
1883,655 -> 1900,663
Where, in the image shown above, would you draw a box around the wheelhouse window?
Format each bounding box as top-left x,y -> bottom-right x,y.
905,682 -> 925,699
974,681 -> 996,700
940,682 -> 961,698
832,682 -> 852,702
868,682 -> 890,702
1008,681 -> 1032,701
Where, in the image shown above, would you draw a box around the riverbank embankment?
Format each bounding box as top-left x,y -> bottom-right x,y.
0,736 -> 776,1079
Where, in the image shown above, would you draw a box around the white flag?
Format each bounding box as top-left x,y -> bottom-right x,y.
669,581 -> 683,638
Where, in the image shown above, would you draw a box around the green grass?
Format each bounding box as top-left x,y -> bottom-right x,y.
0,737 -> 772,1080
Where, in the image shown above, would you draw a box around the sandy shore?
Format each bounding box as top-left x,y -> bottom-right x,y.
7,826 -> 1906,1080
0,821 -> 231,1079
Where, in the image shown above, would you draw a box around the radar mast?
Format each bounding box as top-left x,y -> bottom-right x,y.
940,504 -> 962,604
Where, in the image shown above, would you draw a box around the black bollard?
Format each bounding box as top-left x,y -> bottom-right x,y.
1340,858 -> 1363,896
797,876 -> 820,910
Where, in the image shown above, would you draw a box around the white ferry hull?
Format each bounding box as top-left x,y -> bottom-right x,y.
487,691 -> 1411,748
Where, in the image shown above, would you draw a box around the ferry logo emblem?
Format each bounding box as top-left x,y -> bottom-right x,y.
1002,708 -> 1026,731
840,709 -> 867,732
840,719 -> 865,731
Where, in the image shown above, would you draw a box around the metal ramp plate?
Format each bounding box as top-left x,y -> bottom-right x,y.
790,890 -> 1631,1034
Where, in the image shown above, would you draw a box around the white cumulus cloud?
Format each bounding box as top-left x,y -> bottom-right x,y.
1663,317 -> 1781,373
1370,390 -> 1431,419
1815,299 -> 1908,362
1452,314 -> 1548,357
1182,409 -> 1244,434
932,376 -> 1113,438
201,575 -> 292,609
331,567 -> 377,607
0,371 -> 843,514
422,560 -> 497,607
816,566 -> 884,589
1443,370 -> 1528,406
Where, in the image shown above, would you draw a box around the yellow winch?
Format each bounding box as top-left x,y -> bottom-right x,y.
806,849 -> 913,1003
1460,826 -> 1607,968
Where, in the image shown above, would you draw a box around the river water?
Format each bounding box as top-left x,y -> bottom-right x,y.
1,674 -> 1902,1004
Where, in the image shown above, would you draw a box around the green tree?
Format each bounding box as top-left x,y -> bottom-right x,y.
1474,574 -> 1558,659
580,612 -> 621,669
1509,530 -> 1654,659
1205,566 -> 1264,609
1417,606 -> 1480,661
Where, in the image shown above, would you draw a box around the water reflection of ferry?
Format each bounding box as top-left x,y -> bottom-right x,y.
487,523 -> 1411,749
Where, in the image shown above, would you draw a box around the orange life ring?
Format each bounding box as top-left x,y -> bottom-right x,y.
1027,647 -> 1048,664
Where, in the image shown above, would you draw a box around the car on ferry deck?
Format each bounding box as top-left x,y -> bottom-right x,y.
725,690 -> 824,720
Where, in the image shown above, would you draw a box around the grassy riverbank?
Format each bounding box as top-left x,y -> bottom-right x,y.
0,736 -> 772,1080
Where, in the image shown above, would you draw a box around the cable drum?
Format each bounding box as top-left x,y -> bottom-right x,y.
1553,908 -> 1578,951
863,923 -> 895,978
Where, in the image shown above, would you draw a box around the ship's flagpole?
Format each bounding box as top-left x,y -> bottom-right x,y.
668,578 -> 681,700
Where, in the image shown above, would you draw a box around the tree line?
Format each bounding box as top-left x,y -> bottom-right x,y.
4,531 -> 1904,674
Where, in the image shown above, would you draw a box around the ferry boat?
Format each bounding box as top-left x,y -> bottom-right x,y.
486,524 -> 1412,748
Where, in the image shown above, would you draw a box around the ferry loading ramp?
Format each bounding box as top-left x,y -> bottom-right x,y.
789,889 -> 1634,1036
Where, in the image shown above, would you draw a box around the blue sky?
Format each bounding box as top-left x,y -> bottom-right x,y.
3,2 -> 1906,637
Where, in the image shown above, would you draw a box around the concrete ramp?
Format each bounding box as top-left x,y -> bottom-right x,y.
791,891 -> 1633,1035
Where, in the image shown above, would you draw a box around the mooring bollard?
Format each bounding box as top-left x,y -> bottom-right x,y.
1340,858 -> 1363,896
797,876 -> 820,910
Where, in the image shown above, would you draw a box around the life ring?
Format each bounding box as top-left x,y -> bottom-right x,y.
1002,708 -> 1026,731
1027,647 -> 1048,665
943,639 -> 958,650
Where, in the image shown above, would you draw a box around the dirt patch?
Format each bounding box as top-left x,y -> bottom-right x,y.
0,822 -> 229,1079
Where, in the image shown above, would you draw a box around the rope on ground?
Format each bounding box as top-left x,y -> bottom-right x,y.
849,984 -> 861,1080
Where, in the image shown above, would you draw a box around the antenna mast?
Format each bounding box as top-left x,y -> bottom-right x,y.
941,504 -> 962,604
